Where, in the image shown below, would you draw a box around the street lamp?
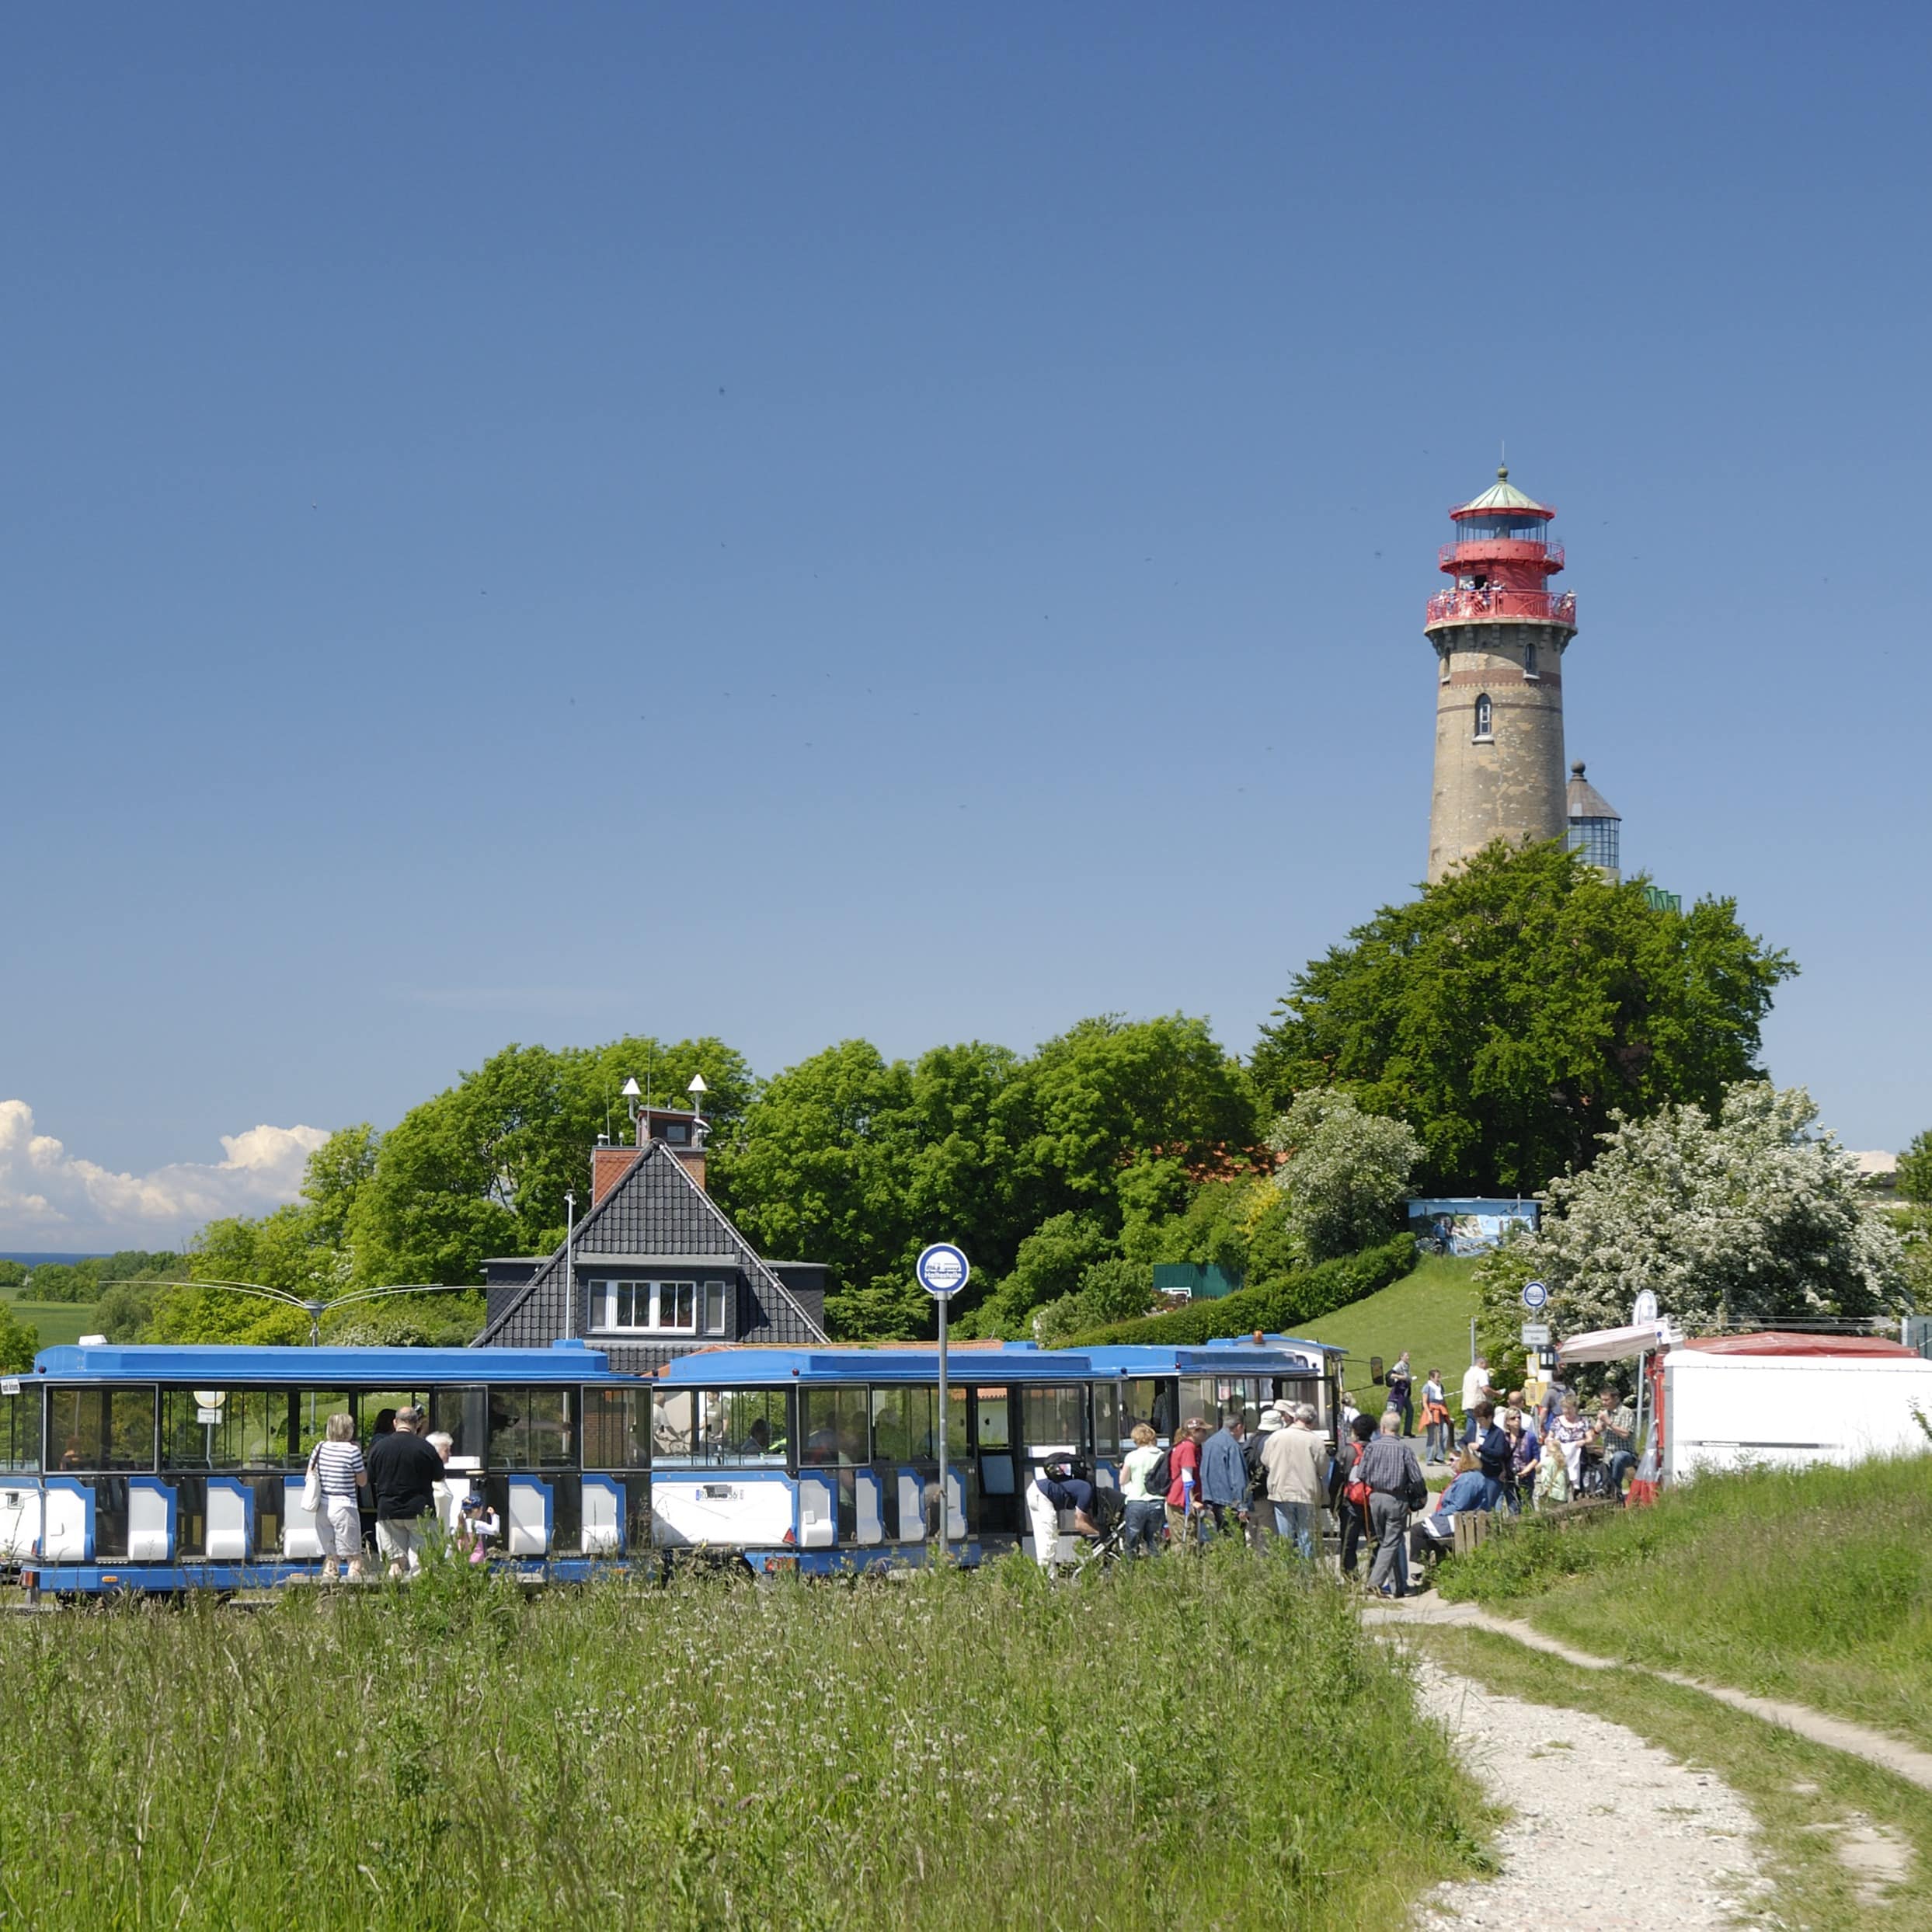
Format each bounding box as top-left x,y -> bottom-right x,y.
142,1278 -> 473,1345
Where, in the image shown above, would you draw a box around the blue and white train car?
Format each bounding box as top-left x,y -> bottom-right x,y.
649,1334 -> 1347,1572
0,1340 -> 653,1595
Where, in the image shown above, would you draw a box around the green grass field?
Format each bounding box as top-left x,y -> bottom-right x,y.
1294,1253 -> 1481,1408
1,1297 -> 99,1349
0,1554 -> 1491,1930
1437,1457 -> 1932,1752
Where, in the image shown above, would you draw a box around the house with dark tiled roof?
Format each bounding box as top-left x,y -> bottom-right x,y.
475,1105 -> 830,1372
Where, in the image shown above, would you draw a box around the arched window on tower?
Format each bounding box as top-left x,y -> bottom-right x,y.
1474,692 -> 1493,741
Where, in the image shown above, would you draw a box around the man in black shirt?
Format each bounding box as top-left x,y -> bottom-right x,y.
364,1406 -> 447,1578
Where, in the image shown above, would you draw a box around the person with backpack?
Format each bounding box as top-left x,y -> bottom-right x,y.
1118,1423 -> 1166,1558
1335,1411 -> 1378,1579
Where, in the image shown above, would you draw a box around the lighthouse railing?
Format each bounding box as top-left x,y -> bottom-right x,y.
1426,587 -> 1577,627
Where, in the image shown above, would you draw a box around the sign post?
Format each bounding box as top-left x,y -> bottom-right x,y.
915,1242 -> 969,1559
1520,1279 -> 1549,1312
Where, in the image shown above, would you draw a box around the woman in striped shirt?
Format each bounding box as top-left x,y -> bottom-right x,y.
310,1412 -> 370,1580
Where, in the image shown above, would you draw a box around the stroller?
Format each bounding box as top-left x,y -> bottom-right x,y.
1039,1455 -> 1127,1574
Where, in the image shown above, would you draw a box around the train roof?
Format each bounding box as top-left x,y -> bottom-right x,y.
1077,1335 -> 1345,1373
656,1345 -> 1100,1384
27,1341 -> 629,1384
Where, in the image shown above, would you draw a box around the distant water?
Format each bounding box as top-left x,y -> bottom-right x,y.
1,1253 -> 109,1268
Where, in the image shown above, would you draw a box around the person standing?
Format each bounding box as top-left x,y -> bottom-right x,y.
1356,1414 -> 1425,1599
1550,1394 -> 1592,1492
1261,1402 -> 1327,1558
1460,1356 -> 1495,1446
365,1405 -> 446,1579
1471,1400 -> 1511,1510
1164,1418 -> 1207,1548
1386,1353 -> 1414,1439
309,1412 -> 368,1582
1247,1405 -> 1285,1544
1336,1412 -> 1377,1579
1420,1369 -> 1450,1464
1198,1408 -> 1251,1540
1117,1422 -> 1166,1558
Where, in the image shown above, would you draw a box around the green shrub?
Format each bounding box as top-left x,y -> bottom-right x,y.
1058,1233 -> 1416,1349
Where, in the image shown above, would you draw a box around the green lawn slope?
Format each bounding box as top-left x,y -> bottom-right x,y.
1437,1457 -> 1932,1753
1290,1253 -> 1481,1407
2,1297 -> 100,1349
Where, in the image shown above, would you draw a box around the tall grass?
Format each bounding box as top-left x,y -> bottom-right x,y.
1438,1457 -> 1932,1749
0,1553 -> 1486,1930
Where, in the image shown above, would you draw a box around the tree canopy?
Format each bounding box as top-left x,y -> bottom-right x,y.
1251,841 -> 1795,1196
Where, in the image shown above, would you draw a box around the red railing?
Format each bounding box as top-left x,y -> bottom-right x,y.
1439,540 -> 1564,572
1426,587 -> 1578,627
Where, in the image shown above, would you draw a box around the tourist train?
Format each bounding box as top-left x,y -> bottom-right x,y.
0,1334 -> 1343,1595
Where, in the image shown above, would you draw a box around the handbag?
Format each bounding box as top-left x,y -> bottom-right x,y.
301,1446 -> 323,1514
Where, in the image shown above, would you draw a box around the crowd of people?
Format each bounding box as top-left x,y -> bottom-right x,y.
1030,1356 -> 1638,1600
302,1405 -> 503,1582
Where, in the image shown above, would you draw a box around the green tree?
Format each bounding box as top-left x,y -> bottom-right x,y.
1034,1258 -> 1157,1345
1253,841 -> 1795,1196
20,1262 -> 92,1304
1897,1130 -> 1932,1206
961,1213 -> 1116,1338
0,1262 -> 25,1290
0,1304 -> 37,1374
1269,1091 -> 1422,1263
1473,1081 -> 1909,1366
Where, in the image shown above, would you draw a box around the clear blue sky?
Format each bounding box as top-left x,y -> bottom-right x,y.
5,4 -> 1928,1248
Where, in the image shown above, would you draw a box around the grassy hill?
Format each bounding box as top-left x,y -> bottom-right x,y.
1290,1253 -> 1481,1406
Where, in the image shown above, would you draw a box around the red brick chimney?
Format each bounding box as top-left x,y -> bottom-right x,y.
590,1145 -> 642,1206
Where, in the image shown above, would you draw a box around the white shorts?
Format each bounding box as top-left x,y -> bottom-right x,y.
316,1496 -> 363,1560
375,1517 -> 426,1568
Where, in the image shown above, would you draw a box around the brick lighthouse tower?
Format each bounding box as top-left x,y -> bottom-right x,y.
1425,466 -> 1578,882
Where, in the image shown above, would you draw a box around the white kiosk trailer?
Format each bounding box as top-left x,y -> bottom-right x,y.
1555,1325 -> 1932,1502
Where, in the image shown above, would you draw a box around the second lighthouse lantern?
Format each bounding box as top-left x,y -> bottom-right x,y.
1424,466 -> 1578,883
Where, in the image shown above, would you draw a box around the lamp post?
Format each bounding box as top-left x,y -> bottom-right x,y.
564,1189 -> 577,1341
148,1278 -> 473,1345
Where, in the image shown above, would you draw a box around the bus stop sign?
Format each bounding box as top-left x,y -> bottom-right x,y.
916,1243 -> 969,1300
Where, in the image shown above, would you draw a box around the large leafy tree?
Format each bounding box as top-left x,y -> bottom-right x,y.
1270,1091 -> 1422,1263
1252,841 -> 1794,1196
1473,1082 -> 1909,1365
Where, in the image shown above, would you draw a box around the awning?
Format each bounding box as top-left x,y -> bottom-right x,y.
1557,1323 -> 1665,1364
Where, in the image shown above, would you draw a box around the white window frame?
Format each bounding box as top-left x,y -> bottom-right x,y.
1473,692 -> 1493,742
594,1277 -> 700,1335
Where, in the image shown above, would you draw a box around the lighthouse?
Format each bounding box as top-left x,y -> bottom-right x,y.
1424,466 -> 1578,882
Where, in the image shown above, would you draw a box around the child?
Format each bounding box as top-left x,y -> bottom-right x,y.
457,1493 -> 502,1565
1534,1431 -> 1571,1510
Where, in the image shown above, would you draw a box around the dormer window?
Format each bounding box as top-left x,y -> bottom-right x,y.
1474,693 -> 1493,741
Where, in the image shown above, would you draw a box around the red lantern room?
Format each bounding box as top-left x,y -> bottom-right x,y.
1426,466 -> 1577,632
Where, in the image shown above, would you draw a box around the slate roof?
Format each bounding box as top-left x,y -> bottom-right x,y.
472,1140 -> 829,1354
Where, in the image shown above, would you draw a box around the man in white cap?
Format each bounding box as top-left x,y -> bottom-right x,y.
1246,1404 -> 1286,1543
1261,1403 -> 1329,1559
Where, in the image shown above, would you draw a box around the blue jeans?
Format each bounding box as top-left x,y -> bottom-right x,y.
1121,1499 -> 1164,1557
1271,1500 -> 1320,1558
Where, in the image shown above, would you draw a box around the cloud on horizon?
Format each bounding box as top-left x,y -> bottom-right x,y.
0,1100 -> 328,1252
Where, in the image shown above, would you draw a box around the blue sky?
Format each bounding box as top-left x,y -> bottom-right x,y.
4,4 -> 1928,1248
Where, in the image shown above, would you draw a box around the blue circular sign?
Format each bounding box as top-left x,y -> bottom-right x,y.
916,1242 -> 970,1300
1521,1279 -> 1549,1311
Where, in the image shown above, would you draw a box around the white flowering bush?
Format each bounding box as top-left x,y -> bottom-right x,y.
1475,1081 -> 1909,1357
1270,1091 -> 1423,1263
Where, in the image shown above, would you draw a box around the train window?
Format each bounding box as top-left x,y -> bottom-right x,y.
162,1389 -> 284,1468
1021,1385 -> 1084,1455
870,1387 -> 965,1464
48,1387 -> 155,1472
582,1388 -> 653,1470
430,1387 -> 491,1461
358,1391 -> 428,1446
701,1389 -> 788,1464
703,1280 -> 729,1336
0,1389 -> 39,1471
1123,1378 -> 1173,1439
489,1387 -> 576,1469
652,1390 -> 698,1467
799,1387 -> 869,1466
291,1390 -> 353,1461
1091,1382 -> 1124,1453
973,1388 -> 1011,1449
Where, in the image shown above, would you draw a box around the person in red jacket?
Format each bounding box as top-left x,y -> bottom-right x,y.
1164,1417 -> 1207,1547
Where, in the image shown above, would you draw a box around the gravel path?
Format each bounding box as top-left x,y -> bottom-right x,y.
1410,1657 -> 1767,1930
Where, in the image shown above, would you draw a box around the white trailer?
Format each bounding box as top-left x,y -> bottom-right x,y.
1660,1337 -> 1932,1483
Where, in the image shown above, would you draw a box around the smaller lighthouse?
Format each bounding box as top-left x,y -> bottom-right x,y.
1425,467 -> 1578,882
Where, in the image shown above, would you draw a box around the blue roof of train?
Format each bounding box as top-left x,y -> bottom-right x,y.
656,1345 -> 1098,1384
1079,1335 -> 1345,1373
30,1340 -> 628,1383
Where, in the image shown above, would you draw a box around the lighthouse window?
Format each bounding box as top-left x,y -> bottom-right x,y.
1524,644 -> 1538,679
1474,693 -> 1493,740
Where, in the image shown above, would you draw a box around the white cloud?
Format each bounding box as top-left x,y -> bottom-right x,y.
0,1100 -> 329,1251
